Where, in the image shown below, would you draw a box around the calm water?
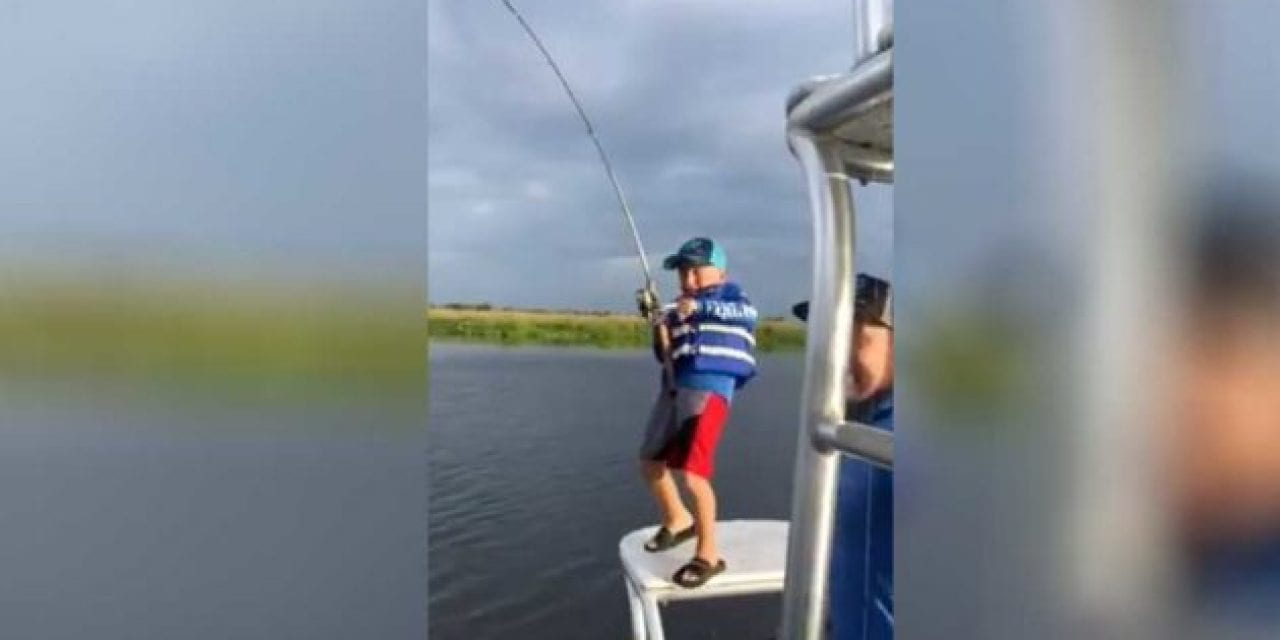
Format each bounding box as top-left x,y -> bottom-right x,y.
0,384 -> 427,640
428,343 -> 803,640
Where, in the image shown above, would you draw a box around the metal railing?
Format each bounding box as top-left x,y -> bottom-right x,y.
816,421 -> 893,470
852,0 -> 893,65
778,4 -> 893,635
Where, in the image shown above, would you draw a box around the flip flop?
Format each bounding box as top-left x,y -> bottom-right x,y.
643,525 -> 696,552
672,557 -> 726,589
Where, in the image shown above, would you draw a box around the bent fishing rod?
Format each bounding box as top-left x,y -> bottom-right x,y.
497,0 -> 676,389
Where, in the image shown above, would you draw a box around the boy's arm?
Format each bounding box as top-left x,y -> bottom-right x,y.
650,320 -> 664,362
651,304 -> 676,362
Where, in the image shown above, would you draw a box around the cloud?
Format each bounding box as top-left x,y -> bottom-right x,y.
469,200 -> 497,217
522,181 -> 552,201
428,0 -> 891,313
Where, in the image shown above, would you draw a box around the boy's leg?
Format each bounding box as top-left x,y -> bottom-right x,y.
641,460 -> 693,531
638,390 -> 692,530
682,472 -> 719,562
674,392 -> 730,562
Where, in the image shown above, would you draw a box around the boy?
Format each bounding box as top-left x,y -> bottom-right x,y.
636,237 -> 758,588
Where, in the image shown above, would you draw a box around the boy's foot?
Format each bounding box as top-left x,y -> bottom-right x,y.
643,524 -> 696,552
671,556 -> 726,589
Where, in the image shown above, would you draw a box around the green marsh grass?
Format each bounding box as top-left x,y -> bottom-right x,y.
0,274 -> 424,402
427,307 -> 805,352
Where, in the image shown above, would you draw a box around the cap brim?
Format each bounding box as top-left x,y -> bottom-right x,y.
791,301 -> 809,321
662,254 -> 710,270
792,301 -> 893,325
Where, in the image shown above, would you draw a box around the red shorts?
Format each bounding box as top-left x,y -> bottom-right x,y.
638,389 -> 730,479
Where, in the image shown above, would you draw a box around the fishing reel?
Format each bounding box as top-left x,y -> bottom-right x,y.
635,286 -> 660,320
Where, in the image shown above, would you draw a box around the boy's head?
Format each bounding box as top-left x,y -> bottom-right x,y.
663,237 -> 727,294
793,273 -> 893,400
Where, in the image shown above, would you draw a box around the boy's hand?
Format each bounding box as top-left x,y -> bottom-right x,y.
675,296 -> 698,320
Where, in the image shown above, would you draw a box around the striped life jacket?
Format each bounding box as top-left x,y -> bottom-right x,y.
662,282 -> 758,388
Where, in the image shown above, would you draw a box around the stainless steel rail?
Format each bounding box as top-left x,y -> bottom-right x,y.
778,4 -> 893,635
778,132 -> 859,640
816,421 -> 894,470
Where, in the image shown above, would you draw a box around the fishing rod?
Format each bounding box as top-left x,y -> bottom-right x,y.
497,0 -> 653,283
497,0 -> 676,389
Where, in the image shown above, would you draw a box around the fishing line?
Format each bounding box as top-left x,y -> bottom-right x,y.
496,0 -> 655,290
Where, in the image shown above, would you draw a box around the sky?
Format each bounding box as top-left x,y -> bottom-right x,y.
427,0 -> 893,315
4,1 -> 1268,314
0,0 -> 427,283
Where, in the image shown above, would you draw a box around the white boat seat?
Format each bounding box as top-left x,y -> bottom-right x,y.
619,519 -> 789,640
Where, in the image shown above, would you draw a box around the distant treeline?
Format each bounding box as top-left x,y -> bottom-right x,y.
0,278 -> 422,400
427,305 -> 805,351
433,302 -> 625,317
432,303 -> 790,322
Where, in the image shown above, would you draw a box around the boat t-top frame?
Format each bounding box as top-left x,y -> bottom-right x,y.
779,1 -> 893,638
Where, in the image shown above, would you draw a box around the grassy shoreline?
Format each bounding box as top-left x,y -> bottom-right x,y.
427,306 -> 806,351
0,280 -> 423,395
0,278 -> 805,392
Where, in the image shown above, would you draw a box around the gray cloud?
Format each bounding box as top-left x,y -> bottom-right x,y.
428,0 -> 892,314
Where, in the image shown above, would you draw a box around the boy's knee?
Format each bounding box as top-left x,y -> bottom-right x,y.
639,459 -> 666,479
680,471 -> 713,491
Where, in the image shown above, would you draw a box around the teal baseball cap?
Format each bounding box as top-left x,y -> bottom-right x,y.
662,237 -> 727,270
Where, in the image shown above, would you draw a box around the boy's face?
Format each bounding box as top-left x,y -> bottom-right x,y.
850,320 -> 893,401
677,265 -> 724,295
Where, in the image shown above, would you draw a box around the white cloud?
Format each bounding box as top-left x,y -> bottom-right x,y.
470,200 -> 496,217
428,167 -> 481,190
523,180 -> 552,200
658,158 -> 717,181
